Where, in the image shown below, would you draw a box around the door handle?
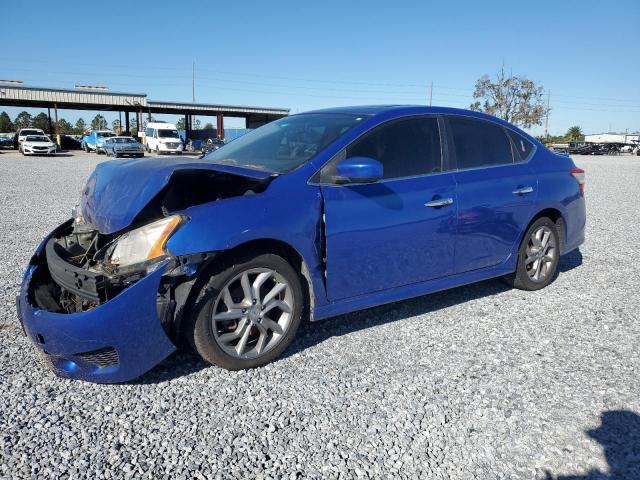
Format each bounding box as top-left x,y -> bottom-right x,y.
424,197 -> 454,208
512,186 -> 534,195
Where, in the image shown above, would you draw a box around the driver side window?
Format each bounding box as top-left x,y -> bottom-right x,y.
317,116 -> 442,183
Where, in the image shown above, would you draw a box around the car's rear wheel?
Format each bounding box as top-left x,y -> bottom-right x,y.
190,253 -> 303,370
506,217 -> 560,291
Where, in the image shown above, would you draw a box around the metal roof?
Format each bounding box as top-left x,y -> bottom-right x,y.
0,84 -> 289,118
147,100 -> 289,116
0,84 -> 147,108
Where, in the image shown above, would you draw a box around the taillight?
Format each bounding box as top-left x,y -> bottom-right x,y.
570,167 -> 585,192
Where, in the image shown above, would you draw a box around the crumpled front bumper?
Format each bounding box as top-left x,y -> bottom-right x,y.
17,228 -> 176,383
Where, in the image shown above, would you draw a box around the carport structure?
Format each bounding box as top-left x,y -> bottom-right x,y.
0,84 -> 289,140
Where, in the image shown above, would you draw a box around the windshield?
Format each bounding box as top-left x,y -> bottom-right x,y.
97,132 -> 115,138
157,129 -> 180,138
202,113 -> 366,173
26,135 -> 49,142
112,137 -> 136,143
21,130 -> 41,136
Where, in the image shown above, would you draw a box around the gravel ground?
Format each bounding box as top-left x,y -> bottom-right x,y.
1,151 -> 639,479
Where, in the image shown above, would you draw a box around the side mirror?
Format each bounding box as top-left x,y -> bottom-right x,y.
335,156 -> 383,184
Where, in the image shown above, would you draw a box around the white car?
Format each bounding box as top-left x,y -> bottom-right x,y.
17,128 -> 46,144
19,135 -> 57,156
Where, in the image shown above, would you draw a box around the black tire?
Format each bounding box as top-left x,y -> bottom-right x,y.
155,145 -> 160,154
190,252 -> 304,370
505,217 -> 560,291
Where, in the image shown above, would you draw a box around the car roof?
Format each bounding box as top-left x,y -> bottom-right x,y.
300,105 -> 536,140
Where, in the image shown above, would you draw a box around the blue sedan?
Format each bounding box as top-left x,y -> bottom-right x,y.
17,106 -> 586,383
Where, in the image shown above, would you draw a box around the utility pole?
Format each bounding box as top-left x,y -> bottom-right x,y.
192,61 -> 195,103
544,90 -> 550,141
429,82 -> 433,106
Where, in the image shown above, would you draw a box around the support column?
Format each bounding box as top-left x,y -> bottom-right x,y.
184,113 -> 189,140
53,104 -> 60,147
125,111 -> 130,134
216,113 -> 224,140
47,107 -> 53,134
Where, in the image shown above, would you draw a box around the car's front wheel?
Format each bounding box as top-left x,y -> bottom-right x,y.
190,253 -> 303,370
506,217 -> 560,291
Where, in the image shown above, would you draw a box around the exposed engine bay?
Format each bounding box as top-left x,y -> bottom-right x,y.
29,170 -> 275,316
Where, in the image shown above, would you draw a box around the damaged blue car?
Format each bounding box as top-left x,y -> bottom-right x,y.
17,106 -> 586,383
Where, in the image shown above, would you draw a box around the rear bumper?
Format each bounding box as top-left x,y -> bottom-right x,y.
18,228 -> 176,383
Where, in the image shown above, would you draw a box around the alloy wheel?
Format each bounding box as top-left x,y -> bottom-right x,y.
525,225 -> 557,282
211,268 -> 294,359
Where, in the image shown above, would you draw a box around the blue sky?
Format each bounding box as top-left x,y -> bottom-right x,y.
1,0 -> 638,135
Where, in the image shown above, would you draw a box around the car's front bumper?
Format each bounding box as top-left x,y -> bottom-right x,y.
17,227 -> 176,383
23,146 -> 56,155
158,143 -> 183,153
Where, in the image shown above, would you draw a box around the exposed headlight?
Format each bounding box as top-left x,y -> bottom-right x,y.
106,215 -> 183,270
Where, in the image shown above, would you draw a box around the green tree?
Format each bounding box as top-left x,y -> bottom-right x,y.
91,114 -> 108,130
13,111 -> 33,130
58,119 -> 73,134
203,122 -> 214,130
112,119 -> 121,133
470,66 -> 549,128
0,111 -> 13,132
566,126 -> 584,142
194,119 -> 201,130
74,118 -> 87,135
32,112 -> 51,133
176,118 -> 186,130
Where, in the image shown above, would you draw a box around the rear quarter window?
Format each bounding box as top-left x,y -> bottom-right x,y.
506,129 -> 535,162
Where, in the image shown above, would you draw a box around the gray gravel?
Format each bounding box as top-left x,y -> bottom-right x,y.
1,151 -> 639,479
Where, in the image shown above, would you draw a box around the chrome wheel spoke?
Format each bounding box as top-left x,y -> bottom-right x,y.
252,272 -> 271,301
240,272 -> 254,305
218,322 -> 248,343
255,324 -> 268,354
235,324 -> 252,355
263,299 -> 292,315
222,287 -> 238,309
213,309 -> 244,321
263,283 -> 286,305
262,317 -> 284,335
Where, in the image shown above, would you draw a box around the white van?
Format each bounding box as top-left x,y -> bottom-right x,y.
142,122 -> 183,154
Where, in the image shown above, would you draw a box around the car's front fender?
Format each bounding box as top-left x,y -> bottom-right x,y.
166,183 -> 328,309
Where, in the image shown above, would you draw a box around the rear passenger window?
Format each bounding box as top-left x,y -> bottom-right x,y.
346,116 -> 441,179
506,129 -> 534,161
448,116 -> 513,169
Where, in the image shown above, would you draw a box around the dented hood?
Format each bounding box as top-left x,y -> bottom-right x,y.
81,157 -> 274,234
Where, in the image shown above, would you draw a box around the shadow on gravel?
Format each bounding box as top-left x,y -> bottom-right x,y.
557,248 -> 583,273
137,248 -> 584,383
545,410 -> 640,479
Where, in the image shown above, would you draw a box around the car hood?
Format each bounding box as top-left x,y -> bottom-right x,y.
24,141 -> 54,146
81,157 -> 275,234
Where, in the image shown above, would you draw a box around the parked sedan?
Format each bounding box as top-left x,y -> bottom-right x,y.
17,106 -> 586,383
103,136 -> 145,158
19,135 -> 57,156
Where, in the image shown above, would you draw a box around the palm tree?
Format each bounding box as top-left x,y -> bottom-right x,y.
566,126 -> 584,142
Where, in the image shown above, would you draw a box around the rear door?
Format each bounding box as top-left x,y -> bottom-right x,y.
446,115 -> 538,273
318,116 -> 457,301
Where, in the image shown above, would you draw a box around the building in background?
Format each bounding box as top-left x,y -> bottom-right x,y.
585,132 -> 639,144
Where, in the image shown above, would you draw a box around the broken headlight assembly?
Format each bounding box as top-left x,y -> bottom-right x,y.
106,215 -> 183,274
